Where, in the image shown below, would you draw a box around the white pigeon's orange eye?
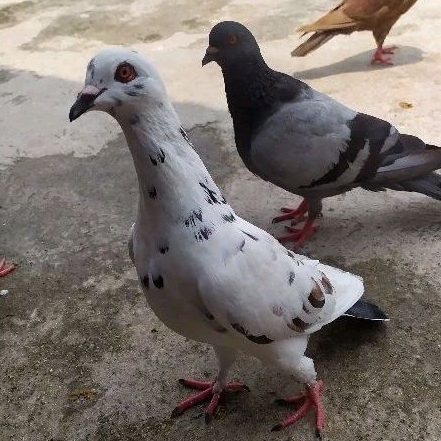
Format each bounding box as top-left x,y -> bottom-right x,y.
228,35 -> 238,45
115,62 -> 137,83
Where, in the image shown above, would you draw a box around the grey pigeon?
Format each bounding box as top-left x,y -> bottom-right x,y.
69,48 -> 387,437
202,21 -> 441,248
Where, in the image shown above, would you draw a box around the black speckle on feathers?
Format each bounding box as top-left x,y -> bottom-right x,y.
152,275 -> 164,289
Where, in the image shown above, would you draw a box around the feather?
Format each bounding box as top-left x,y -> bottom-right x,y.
291,0 -> 419,60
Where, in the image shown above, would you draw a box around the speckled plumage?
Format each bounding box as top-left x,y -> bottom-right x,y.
70,48 -> 382,434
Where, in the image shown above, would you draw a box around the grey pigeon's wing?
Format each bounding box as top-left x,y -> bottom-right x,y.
250,90 -> 368,193
369,134 -> 441,184
250,89 -> 441,195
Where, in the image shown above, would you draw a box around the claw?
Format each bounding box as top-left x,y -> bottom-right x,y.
272,380 -> 325,435
371,46 -> 397,65
272,200 -> 308,224
277,219 -> 318,248
0,258 -> 16,278
172,378 -> 248,422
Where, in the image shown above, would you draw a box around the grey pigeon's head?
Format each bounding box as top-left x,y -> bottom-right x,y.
202,21 -> 262,69
69,48 -> 167,121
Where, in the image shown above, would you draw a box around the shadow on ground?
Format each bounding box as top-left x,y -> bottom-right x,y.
293,45 -> 424,80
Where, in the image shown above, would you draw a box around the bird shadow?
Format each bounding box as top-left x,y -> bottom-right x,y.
308,317 -> 388,363
292,45 -> 424,80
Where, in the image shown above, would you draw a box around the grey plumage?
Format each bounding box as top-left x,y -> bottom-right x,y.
202,21 -> 441,246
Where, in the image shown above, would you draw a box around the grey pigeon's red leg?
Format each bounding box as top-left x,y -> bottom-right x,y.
277,218 -> 318,248
171,378 -> 249,423
272,380 -> 325,437
272,199 -> 308,224
371,45 -> 397,65
0,258 -> 16,277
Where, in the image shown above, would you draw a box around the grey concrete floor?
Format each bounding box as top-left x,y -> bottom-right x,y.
1,1 -> 441,440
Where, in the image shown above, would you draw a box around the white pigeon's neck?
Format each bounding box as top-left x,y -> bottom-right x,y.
115,101 -> 227,228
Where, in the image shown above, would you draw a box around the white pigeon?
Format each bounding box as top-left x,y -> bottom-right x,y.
69,48 -> 379,436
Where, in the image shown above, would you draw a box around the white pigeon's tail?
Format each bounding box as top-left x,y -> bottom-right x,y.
306,262 -> 364,333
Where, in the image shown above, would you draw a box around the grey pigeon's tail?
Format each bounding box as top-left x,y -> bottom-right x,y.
395,171 -> 441,200
291,31 -> 338,57
372,135 -> 441,200
344,299 -> 389,321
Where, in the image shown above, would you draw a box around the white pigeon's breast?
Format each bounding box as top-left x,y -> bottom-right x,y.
132,230 -> 234,345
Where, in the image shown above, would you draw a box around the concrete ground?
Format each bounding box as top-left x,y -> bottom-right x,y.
1,0 -> 440,440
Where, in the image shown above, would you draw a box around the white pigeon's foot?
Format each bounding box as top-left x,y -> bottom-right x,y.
371,46 -> 398,65
272,380 -> 324,438
0,258 -> 16,277
277,219 -> 318,249
171,378 -> 249,423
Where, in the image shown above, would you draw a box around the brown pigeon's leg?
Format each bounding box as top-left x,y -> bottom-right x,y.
371,46 -> 396,65
272,199 -> 308,224
0,258 -> 16,277
272,380 -> 325,437
171,378 -> 249,422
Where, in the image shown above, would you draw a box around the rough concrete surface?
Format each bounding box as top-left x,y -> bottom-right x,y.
0,0 -> 440,440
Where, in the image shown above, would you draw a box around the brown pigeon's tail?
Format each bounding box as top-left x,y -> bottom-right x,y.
291,31 -> 339,57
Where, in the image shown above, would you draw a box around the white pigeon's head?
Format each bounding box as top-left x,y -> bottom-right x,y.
69,48 -> 167,121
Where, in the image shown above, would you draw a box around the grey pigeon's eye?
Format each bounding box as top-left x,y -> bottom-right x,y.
115,62 -> 137,83
228,35 -> 238,45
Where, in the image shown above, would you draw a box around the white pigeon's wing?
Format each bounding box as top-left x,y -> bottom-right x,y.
250,90 -> 399,193
198,218 -> 364,343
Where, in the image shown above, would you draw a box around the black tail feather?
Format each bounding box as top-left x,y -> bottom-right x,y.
397,172 -> 441,200
344,299 -> 389,321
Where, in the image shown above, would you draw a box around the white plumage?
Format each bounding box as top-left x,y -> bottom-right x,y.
70,48 -> 370,435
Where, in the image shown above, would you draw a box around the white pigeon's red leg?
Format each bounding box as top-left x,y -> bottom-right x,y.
272,380 -> 325,437
171,378 -> 249,422
277,218 -> 318,248
371,45 -> 397,65
272,199 -> 308,224
0,258 -> 16,277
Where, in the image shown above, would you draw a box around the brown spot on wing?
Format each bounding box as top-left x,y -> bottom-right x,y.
272,306 -> 284,316
287,317 -> 309,333
309,279 -> 325,308
320,272 -> 333,295
231,323 -> 273,344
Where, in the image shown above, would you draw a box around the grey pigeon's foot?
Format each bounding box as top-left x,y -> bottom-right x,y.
171,378 -> 249,423
272,380 -> 324,438
0,258 -> 16,277
272,199 -> 308,224
277,219 -> 318,249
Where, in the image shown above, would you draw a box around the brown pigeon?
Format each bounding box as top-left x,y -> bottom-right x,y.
291,0 -> 418,65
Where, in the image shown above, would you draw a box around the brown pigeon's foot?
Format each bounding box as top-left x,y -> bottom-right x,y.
277,219 -> 318,248
272,199 -> 308,224
171,378 -> 249,423
272,380 -> 324,437
371,46 -> 397,65
0,258 -> 16,277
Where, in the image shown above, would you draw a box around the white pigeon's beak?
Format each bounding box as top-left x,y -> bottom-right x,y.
69,85 -> 106,122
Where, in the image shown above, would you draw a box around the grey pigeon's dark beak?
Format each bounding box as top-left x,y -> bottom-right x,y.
69,85 -> 105,122
202,46 -> 219,66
